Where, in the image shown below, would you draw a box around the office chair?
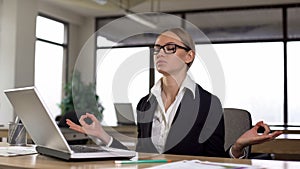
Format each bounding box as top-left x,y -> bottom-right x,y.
223,108 -> 252,158
223,108 -> 274,159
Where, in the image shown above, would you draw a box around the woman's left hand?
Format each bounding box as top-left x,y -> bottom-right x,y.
231,121 -> 282,157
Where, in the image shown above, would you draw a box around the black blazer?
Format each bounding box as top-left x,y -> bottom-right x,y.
111,84 -> 228,158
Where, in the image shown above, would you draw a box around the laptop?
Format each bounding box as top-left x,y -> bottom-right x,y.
114,103 -> 136,125
4,86 -> 136,160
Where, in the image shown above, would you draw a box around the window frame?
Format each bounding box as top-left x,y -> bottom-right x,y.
36,13 -> 69,90
95,3 -> 300,128
35,14 -> 69,118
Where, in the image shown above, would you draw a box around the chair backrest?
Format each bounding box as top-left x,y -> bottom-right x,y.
223,108 -> 252,156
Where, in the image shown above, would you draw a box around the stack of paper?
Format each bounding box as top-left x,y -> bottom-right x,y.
147,160 -> 261,169
0,145 -> 37,157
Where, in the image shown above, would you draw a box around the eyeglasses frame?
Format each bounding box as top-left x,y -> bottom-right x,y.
153,43 -> 191,55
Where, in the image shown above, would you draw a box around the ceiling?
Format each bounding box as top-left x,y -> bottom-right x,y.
39,0 -> 300,17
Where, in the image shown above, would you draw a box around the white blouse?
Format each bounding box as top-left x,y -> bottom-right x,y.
150,75 -> 196,153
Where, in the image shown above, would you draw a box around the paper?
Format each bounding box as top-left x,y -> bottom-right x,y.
0,145 -> 37,157
146,160 -> 261,169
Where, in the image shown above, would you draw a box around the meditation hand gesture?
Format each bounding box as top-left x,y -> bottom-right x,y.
231,121 -> 282,157
66,113 -> 111,145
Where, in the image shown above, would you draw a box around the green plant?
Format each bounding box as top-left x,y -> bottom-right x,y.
58,71 -> 104,121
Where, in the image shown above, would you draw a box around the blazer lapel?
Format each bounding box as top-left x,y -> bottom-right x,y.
136,95 -> 158,153
164,87 -> 201,152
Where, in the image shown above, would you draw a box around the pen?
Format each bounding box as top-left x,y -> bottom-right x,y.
115,159 -> 171,164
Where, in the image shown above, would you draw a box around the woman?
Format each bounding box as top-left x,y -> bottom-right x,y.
66,28 -> 282,158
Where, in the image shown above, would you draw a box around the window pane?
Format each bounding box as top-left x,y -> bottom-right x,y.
35,41 -> 64,119
156,43 -> 283,125
186,9 -> 282,42
36,16 -> 65,44
190,43 -> 283,125
96,47 -> 149,126
288,42 -> 300,125
288,7 -> 300,39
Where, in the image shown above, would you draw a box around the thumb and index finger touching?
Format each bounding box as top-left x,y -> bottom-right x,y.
253,121 -> 283,138
66,112 -> 98,133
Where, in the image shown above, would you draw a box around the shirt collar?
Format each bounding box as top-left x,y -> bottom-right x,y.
181,74 -> 196,99
150,74 -> 196,100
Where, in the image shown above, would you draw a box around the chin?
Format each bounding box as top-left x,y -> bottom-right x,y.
157,69 -> 170,76
157,68 -> 166,74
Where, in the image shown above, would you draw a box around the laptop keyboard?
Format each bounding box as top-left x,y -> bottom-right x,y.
70,145 -> 108,153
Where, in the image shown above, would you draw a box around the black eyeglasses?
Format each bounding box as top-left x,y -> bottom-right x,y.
153,43 -> 191,55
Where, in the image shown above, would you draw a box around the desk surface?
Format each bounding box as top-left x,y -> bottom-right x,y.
3,126 -> 300,161
1,148 -> 300,169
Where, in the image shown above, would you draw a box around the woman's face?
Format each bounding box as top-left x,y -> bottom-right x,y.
154,31 -> 194,76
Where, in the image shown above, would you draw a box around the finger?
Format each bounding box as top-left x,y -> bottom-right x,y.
260,123 -> 271,135
254,121 -> 270,135
85,112 -> 99,122
269,131 -> 283,139
259,131 -> 282,142
66,120 -> 80,129
66,119 -> 85,133
66,119 -> 78,127
275,130 -> 283,136
79,114 -> 89,126
66,119 -> 72,125
253,121 -> 264,130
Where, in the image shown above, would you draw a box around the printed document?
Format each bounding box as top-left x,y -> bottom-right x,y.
146,160 -> 261,169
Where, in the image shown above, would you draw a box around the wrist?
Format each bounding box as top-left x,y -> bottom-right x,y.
229,146 -> 246,159
231,143 -> 245,157
100,132 -> 111,145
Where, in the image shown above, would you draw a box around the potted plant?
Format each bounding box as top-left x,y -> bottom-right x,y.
58,71 -> 104,125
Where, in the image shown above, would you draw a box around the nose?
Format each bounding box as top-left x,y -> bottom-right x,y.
154,51 -> 164,59
154,48 -> 165,57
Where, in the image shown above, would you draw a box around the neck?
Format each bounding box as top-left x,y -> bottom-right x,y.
160,73 -> 187,111
162,71 -> 186,95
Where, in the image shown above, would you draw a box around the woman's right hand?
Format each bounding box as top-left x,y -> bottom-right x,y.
66,112 -> 112,145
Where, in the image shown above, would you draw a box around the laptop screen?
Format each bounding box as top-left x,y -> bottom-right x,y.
114,103 -> 136,125
4,87 -> 72,152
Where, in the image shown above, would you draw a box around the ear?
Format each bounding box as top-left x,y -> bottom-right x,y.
185,50 -> 195,64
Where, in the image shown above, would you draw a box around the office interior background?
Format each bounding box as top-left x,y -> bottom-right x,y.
0,0 -> 300,128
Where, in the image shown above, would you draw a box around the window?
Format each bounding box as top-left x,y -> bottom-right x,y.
288,42 -> 300,125
287,8 -> 300,125
96,5 -> 300,126
35,15 -> 67,119
155,42 -> 284,125
96,47 -> 149,126
214,43 -> 284,125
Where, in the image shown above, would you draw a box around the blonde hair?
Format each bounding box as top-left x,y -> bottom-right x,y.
161,28 -> 195,68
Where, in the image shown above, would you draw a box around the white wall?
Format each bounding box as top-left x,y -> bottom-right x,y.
0,0 -> 37,126
0,0 -> 96,126
73,17 -> 95,84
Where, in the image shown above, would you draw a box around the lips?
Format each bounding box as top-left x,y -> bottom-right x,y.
156,59 -> 167,66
